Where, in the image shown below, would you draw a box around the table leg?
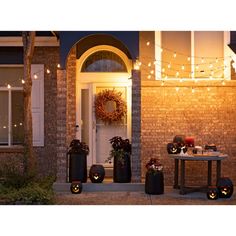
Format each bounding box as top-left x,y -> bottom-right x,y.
216,160 -> 221,184
207,160 -> 212,186
174,159 -> 179,189
180,160 -> 185,194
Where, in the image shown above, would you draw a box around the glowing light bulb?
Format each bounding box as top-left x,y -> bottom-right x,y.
201,58 -> 205,63
187,57 -> 190,61
176,71 -> 179,77
168,64 -> 171,69
175,87 -> 179,92
138,61 -> 142,66
209,76 -> 213,80
14,124 -> 17,127
209,64 -> 213,69
222,80 -> 226,86
46,69 -> 50,74
180,78 -> 183,83
19,123 -> 22,126
160,48 -> 163,53
194,78 -> 198,83
21,79 -> 25,84
148,62 -> 152,67
153,61 -> 158,65
162,68 -> 165,72
150,70 -> 154,74
196,65 -> 199,70
147,75 -> 151,79
173,52 -> 177,58
161,81 -> 164,86
3,126 -> 6,129
57,64 -> 61,68
216,58 -> 218,63
181,65 -> 185,70
146,41 -> 150,46
207,87 -> 211,91
33,74 -> 38,79
192,88 -> 195,93
165,75 -> 168,79
7,84 -> 11,89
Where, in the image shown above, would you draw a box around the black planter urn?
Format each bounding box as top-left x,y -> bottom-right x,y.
113,154 -> 131,183
145,171 -> 164,195
69,153 -> 87,183
89,165 -> 105,183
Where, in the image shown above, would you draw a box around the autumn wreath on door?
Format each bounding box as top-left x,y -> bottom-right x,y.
95,89 -> 127,124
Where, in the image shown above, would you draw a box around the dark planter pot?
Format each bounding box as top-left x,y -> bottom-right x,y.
89,165 -> 105,183
113,154 -> 131,183
145,171 -> 164,195
69,152 -> 87,183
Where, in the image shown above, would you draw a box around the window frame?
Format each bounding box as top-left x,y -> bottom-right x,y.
155,31 -> 231,81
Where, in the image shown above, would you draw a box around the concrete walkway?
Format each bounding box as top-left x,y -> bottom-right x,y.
55,186 -> 236,205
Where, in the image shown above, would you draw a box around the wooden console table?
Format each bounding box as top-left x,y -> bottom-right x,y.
169,154 -> 227,195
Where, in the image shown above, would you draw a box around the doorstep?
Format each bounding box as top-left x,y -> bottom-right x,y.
53,182 -> 145,193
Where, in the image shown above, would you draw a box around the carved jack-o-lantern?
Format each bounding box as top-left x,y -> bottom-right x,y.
70,181 -> 83,194
207,186 -> 219,200
217,177 -> 234,198
167,143 -> 180,154
89,165 -> 105,183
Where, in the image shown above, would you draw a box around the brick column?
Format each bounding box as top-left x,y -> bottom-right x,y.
56,69 -> 67,182
131,69 -> 141,182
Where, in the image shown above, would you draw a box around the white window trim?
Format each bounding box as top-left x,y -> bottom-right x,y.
155,31 -> 231,80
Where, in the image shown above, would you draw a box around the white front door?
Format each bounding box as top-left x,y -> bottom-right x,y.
76,82 -> 131,167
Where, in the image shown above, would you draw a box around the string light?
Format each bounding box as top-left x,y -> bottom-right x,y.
7,84 -> 11,89
150,70 -> 154,74
201,58 -> 205,63
162,68 -> 165,72
173,52 -> 177,58
57,64 -> 61,68
209,64 -> 213,69
160,48 -> 163,53
148,62 -> 152,67
161,81 -> 165,86
187,57 -> 190,61
175,87 -> 179,92
216,58 -> 218,63
19,123 -> 23,126
33,74 -> 38,79
176,71 -> 179,77
180,78 -> 183,83
46,69 -> 51,74
21,79 -> 25,84
207,87 -> 211,91
181,65 -> 185,70
168,64 -> 171,69
146,41 -> 150,46
222,80 -> 226,86
196,65 -> 199,70
147,75 -> 151,79
192,88 -> 195,93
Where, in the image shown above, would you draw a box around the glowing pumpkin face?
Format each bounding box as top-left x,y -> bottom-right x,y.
167,143 -> 180,154
70,182 -> 82,194
207,187 -> 219,200
89,165 -> 105,183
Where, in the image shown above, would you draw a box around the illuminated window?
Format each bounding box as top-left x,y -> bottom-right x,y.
81,50 -> 127,72
0,67 -> 24,146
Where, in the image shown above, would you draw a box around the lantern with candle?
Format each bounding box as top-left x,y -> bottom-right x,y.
185,136 -> 195,147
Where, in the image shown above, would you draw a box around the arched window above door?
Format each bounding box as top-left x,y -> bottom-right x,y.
81,50 -> 128,72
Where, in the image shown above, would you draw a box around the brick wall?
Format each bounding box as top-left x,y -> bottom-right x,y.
32,47 -> 60,177
66,46 -> 77,146
141,81 -> 236,186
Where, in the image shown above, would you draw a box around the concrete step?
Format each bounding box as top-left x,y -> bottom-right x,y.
53,182 -> 145,192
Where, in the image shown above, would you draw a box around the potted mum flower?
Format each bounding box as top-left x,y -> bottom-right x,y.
145,158 -> 164,195
106,136 -> 132,183
68,139 -> 89,183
